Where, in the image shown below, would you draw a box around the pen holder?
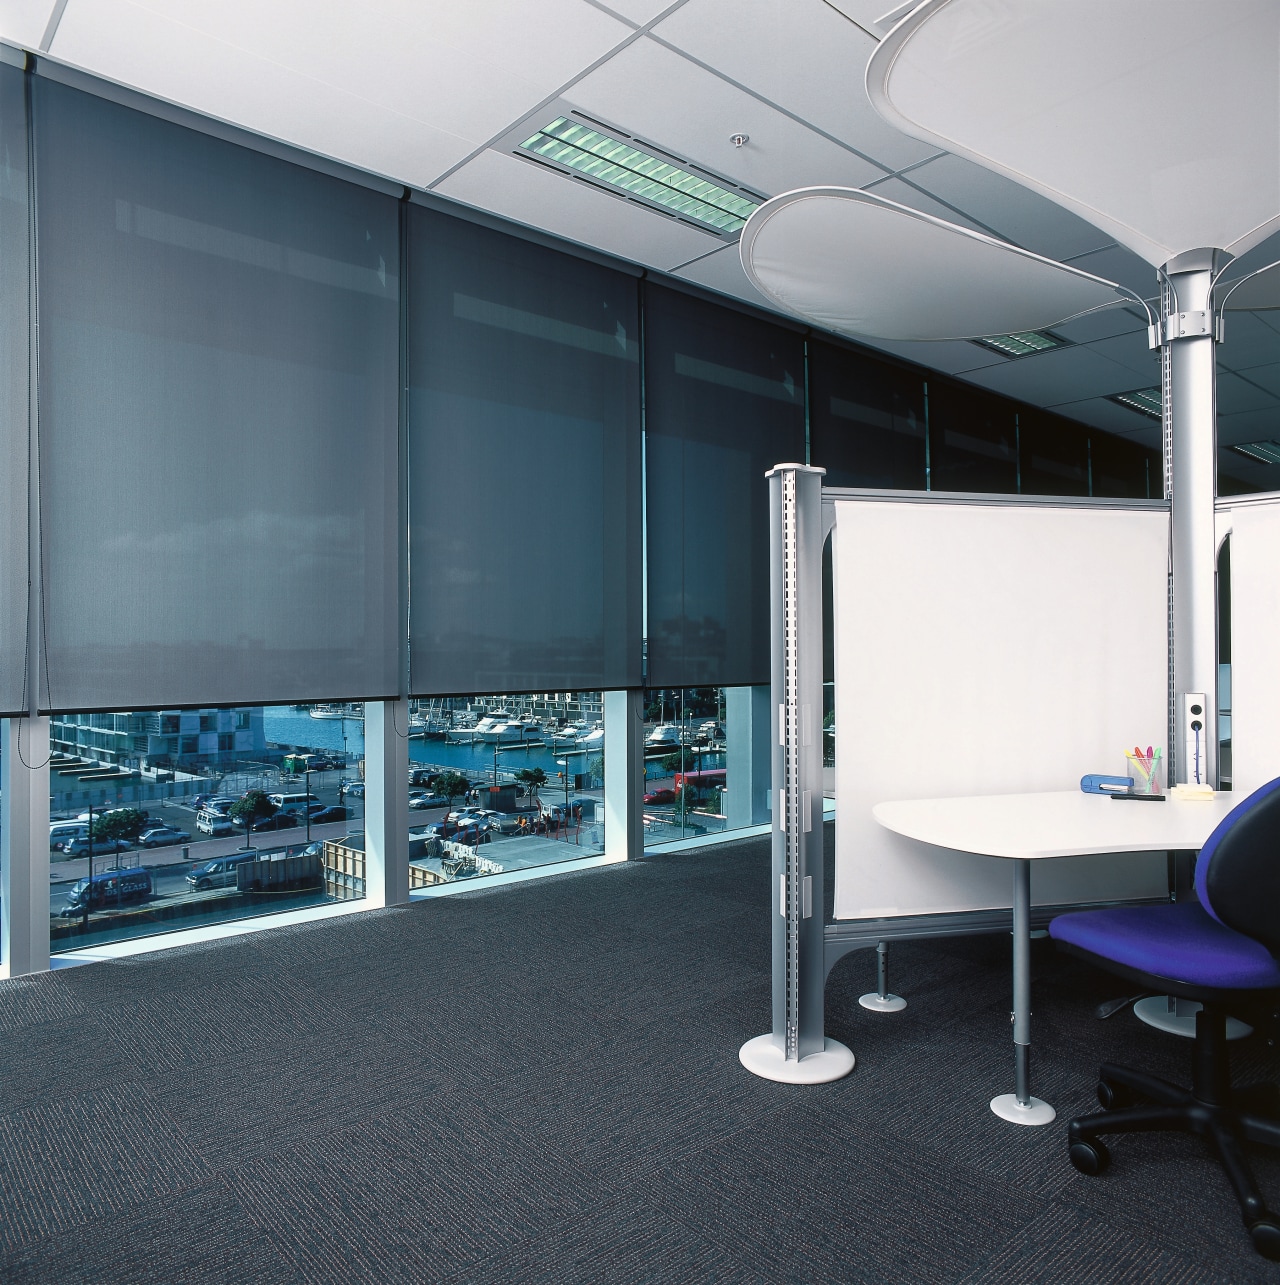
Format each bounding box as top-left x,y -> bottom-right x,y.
1125,750 -> 1163,795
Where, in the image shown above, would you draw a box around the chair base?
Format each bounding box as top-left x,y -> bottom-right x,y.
1068,1042 -> 1280,1260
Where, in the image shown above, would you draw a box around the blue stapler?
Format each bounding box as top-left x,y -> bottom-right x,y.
1081,774 -> 1134,795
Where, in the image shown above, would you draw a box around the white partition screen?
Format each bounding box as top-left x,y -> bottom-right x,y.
833,493 -> 1170,921
1217,493 -> 1280,796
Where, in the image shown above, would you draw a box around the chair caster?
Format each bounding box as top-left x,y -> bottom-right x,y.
1069,1138 -> 1110,1176
1097,1080 -> 1133,1111
1249,1218 -> 1280,1261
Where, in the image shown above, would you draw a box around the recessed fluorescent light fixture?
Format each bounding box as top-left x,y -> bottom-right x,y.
971,329 -> 1069,358
518,116 -> 761,236
1229,439 -> 1280,465
1107,387 -> 1163,419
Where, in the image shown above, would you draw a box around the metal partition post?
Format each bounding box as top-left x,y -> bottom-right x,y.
1164,250 -> 1222,786
604,689 -> 643,860
740,464 -> 853,1084
363,699 -> 409,908
1,717 -> 51,978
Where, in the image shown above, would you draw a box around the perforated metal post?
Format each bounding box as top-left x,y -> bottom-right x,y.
739,464 -> 853,1084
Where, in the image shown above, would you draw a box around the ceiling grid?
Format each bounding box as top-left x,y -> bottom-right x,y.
3,0 -> 1275,484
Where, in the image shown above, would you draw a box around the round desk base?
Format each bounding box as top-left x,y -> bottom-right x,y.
990,1093 -> 1056,1126
1133,996 -> 1252,1041
739,1034 -> 855,1084
858,992 -> 907,1013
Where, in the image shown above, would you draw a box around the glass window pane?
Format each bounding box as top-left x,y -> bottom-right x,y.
48,703 -> 364,953
34,79 -> 400,711
644,286 -> 805,688
809,342 -> 926,489
406,209 -> 641,696
407,693 -> 605,891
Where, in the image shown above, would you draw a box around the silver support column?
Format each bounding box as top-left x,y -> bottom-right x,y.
1134,252 -> 1225,1039
1,717 -> 51,979
991,859 -> 1054,1124
363,699 -> 409,909
740,463 -> 853,1084
603,689 -> 644,861
1164,249 -> 1222,787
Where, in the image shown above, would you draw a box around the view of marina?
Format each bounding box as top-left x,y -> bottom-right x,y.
31,689 -> 741,954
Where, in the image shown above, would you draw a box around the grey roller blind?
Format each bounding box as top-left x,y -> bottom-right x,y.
809,340 -> 925,490
926,381 -> 1017,494
0,63 -> 29,717
406,208 -> 642,695
644,285 -> 805,688
34,79 -> 400,712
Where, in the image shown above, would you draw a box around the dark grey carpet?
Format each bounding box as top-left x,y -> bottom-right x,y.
0,831 -> 1277,1283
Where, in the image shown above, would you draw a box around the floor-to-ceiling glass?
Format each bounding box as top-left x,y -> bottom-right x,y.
48,703 -> 366,952
406,692 -> 606,893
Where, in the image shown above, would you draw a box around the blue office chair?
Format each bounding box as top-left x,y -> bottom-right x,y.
1048,776 -> 1280,1260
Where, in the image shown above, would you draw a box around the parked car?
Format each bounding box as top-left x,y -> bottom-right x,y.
250,813 -> 299,832
309,806 -> 349,824
643,788 -> 676,804
186,852 -> 258,891
65,835 -> 131,858
339,781 -> 365,798
137,826 -> 191,848
408,793 -> 449,810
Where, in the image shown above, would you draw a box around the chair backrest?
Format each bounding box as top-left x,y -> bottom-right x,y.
1195,776 -> 1280,955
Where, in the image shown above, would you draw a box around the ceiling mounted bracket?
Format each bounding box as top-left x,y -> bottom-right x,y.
1149,310 -> 1224,349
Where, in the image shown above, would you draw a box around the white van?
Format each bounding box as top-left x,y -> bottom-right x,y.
268,791 -> 316,811
196,809 -> 236,837
49,821 -> 90,850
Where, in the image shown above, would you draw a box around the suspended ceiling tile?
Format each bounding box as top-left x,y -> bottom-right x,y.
566,35 -> 885,198
1217,407 -> 1280,446
1061,244 -> 1157,301
650,0 -> 936,172
0,0 -> 59,46
435,148 -> 715,271
822,0 -> 901,35
596,0 -> 680,24
1230,361 -> 1280,399
50,0 -> 631,188
1044,395 -> 1158,437
960,344 -> 1140,407
669,243 -> 777,311
905,153 -> 1112,262
854,336 -> 1005,375
1051,305 -> 1148,346
859,176 -> 987,234
1217,370 -> 1280,416
1218,311 -> 1280,372
1084,333 -> 1160,380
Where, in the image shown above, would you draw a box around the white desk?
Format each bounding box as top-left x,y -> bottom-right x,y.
873,789 -> 1238,1126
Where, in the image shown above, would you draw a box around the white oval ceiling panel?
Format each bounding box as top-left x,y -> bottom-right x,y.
867,0 -> 1280,268
740,188 -> 1127,341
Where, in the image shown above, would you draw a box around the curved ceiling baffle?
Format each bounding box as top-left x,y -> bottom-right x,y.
739,187 -> 1132,342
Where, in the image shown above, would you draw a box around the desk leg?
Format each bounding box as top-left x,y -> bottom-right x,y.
990,858 -> 1055,1126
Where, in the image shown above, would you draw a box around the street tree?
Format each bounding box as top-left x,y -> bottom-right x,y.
230,790 -> 276,847
90,808 -> 149,845
434,771 -> 470,815
515,767 -> 547,807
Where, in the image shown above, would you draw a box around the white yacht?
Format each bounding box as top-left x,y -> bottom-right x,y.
645,723 -> 685,750
579,722 -> 605,749
480,718 -> 541,744
449,710 -> 511,742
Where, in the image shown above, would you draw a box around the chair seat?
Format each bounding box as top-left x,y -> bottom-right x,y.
1050,901 -> 1280,990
